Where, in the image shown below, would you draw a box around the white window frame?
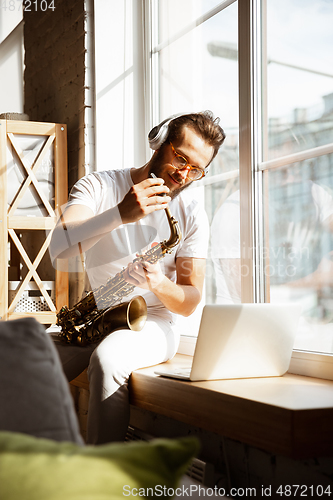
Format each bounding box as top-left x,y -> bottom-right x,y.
0,19 -> 24,115
143,0 -> 333,380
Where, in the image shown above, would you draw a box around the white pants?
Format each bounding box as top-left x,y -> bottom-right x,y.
49,314 -> 179,444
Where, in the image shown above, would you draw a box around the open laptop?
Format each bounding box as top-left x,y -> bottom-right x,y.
154,303 -> 302,381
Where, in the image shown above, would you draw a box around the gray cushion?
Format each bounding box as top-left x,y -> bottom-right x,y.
0,317 -> 83,445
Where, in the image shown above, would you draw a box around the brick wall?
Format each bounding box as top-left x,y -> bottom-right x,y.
23,0 -> 86,190
24,0 -> 90,304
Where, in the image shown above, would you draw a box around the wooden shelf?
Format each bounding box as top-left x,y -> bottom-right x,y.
9,311 -> 57,323
0,120 -> 68,323
8,216 -> 57,230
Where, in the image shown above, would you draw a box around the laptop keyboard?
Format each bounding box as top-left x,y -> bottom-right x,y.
173,367 -> 192,376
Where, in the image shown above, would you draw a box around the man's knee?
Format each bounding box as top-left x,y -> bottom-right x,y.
88,342 -> 131,387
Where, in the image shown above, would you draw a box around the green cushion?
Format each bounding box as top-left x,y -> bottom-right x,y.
0,431 -> 199,500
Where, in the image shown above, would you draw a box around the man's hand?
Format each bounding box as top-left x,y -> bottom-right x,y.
123,257 -> 205,317
118,177 -> 171,224
123,259 -> 165,291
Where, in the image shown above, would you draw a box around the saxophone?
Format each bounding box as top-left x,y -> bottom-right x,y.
56,205 -> 181,346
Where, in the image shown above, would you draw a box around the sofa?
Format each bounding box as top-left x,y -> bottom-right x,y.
0,317 -> 201,500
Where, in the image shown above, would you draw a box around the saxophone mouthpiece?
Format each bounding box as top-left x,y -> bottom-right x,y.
150,172 -> 167,196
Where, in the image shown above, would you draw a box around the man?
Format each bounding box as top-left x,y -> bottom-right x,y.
50,111 -> 225,444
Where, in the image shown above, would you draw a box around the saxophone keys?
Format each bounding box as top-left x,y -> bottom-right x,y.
76,334 -> 87,346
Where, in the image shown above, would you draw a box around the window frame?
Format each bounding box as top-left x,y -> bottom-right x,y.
0,19 -> 24,114
145,0 -> 333,380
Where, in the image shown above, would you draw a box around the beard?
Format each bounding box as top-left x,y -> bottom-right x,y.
148,148 -> 193,200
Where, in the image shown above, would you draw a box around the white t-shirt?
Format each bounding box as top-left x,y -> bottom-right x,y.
66,168 -> 209,321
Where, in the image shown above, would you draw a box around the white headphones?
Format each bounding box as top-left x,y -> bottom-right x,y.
148,113 -> 185,150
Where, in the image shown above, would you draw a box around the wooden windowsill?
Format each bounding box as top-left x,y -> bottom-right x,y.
71,354 -> 333,459
129,354 -> 333,459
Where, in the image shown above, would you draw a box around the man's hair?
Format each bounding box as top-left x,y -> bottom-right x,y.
166,111 -> 226,164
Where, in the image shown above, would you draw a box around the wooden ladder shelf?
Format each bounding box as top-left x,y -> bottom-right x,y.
0,120 -> 68,324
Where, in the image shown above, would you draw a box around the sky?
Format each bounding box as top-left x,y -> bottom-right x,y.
165,0 -> 333,131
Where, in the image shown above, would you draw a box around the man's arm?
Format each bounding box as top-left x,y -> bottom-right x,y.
49,203 -> 123,260
50,177 -> 170,260
124,257 -> 206,317
153,257 -> 206,316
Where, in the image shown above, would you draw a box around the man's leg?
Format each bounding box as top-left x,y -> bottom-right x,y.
86,317 -> 179,444
47,326 -> 96,381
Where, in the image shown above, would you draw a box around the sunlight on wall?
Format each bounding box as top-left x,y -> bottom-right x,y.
0,10 -> 24,115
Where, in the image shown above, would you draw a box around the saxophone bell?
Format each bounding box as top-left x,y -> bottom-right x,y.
104,295 -> 147,333
82,295 -> 148,345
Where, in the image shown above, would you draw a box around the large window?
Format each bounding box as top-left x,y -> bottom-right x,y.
260,0 -> 333,355
152,0 -> 240,311
149,0 -> 333,362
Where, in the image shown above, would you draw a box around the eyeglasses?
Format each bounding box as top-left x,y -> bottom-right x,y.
170,143 -> 206,181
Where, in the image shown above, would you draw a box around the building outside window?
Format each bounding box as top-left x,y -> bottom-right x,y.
261,0 -> 333,355
150,0 -> 333,360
